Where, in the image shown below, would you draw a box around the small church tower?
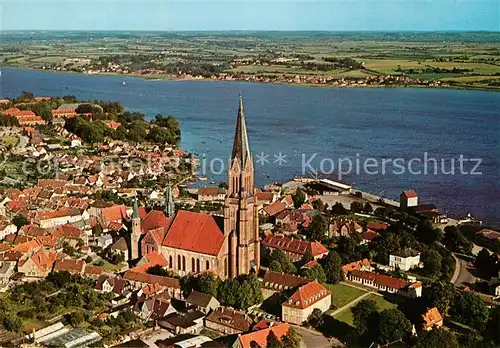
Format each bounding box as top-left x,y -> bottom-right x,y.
164,184 -> 175,218
131,198 -> 141,260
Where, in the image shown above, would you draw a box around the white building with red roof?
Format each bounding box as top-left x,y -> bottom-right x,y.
348,270 -> 422,298
281,280 -> 331,325
400,189 -> 418,208
262,235 -> 329,261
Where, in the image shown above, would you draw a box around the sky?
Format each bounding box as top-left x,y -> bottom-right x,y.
0,0 -> 499,31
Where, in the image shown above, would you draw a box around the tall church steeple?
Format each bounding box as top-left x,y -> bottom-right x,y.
224,94 -> 260,279
131,197 -> 141,260
164,183 -> 175,218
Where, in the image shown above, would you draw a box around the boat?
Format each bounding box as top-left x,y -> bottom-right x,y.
198,176 -> 208,181
122,81 -> 126,86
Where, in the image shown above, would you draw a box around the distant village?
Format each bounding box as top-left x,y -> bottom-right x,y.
0,94 -> 496,348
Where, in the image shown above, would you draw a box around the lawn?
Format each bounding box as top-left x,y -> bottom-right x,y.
99,260 -> 127,272
0,135 -> 19,147
325,283 -> 367,309
333,294 -> 397,327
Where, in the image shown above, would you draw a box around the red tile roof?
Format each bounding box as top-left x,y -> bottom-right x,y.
102,205 -> 128,223
262,235 -> 329,258
141,210 -> 171,234
53,224 -> 85,239
262,202 -> 287,217
237,323 -> 290,348
422,307 -> 443,329
282,280 -> 330,309
36,207 -> 80,221
53,259 -> 85,273
366,222 -> 388,231
362,230 -> 381,241
198,186 -> 222,197
402,190 -> 418,198
123,270 -> 180,289
84,265 -> 104,276
350,270 -> 410,290
342,259 -> 371,275
162,210 -> 224,256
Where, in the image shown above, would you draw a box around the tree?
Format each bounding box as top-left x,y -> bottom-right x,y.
351,298 -> 378,337
292,188 -> 306,208
269,249 -> 296,274
485,305 -> 500,344
415,221 -> 443,245
423,249 -> 442,277
65,310 -> 85,326
236,275 -> 263,309
281,327 -> 301,348
12,214 -> 29,229
363,202 -> 373,214
323,251 -> 343,284
308,308 -> 323,327
376,308 -> 412,343
306,214 -> 327,241
2,314 -> 22,332
331,202 -> 347,216
269,260 -> 283,273
450,291 -> 489,331
299,264 -> 326,283
350,201 -> 363,213
422,281 -> 455,315
443,225 -> 473,254
218,278 -> 239,307
413,328 -> 459,348
266,330 -> 283,348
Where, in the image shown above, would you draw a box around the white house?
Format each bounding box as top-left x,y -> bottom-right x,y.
400,190 -> 418,208
281,280 -> 331,325
389,249 -> 421,271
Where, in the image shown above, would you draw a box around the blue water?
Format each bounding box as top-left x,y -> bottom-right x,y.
1,68 -> 499,224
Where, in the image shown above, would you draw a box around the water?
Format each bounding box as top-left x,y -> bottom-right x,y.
1,68 -> 499,224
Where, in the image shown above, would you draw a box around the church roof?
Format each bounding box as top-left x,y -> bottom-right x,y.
231,95 -> 251,168
162,210 -> 224,256
141,210 -> 171,234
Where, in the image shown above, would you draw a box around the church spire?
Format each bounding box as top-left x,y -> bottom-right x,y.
231,94 -> 251,168
132,197 -> 140,220
164,183 -> 175,218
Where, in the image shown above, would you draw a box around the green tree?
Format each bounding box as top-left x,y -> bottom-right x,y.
65,310 -> 85,326
299,264 -> 326,283
377,308 -> 412,343
266,330 -> 283,348
351,298 -> 378,337
363,202 -> 373,214
306,214 -> 327,241
218,278 -> 239,307
292,188 -> 306,208
350,201 -> 363,213
413,328 -> 459,348
485,305 -> 500,344
237,275 -> 263,309
281,328 -> 301,348
331,202 -> 347,216
12,214 -> 29,229
423,249 -> 442,277
269,260 -> 283,273
422,281 -> 455,315
323,251 -> 343,284
450,291 -> 489,331
308,308 -> 323,327
3,314 -> 22,332
269,249 -> 296,274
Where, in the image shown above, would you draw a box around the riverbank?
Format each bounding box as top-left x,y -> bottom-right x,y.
3,65 -> 500,93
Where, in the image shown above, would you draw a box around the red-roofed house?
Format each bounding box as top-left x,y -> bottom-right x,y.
18,249 -> 58,278
262,235 -> 328,261
341,259 -> 372,275
282,280 -> 331,324
233,322 -> 290,348
53,259 -> 85,275
261,202 -> 287,218
348,270 -> 422,298
400,190 -> 418,208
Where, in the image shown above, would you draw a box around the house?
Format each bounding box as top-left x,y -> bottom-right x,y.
489,278 -> 500,296
281,280 -> 331,325
158,310 -> 205,335
366,221 -> 388,232
422,307 -> 443,331
17,249 -> 58,278
262,235 -> 328,261
232,322 -> 290,348
328,219 -> 362,238
261,202 -> 287,218
95,275 -> 131,295
348,270 -> 422,298
0,262 -> 15,284
134,297 -> 177,321
205,308 -> 252,335
53,259 -> 85,275
255,191 -> 276,207
0,222 -> 17,241
35,208 -> 83,229
361,230 -> 381,245
109,237 -> 129,261
400,190 -> 418,208
389,249 -> 421,271
123,270 -> 182,299
341,259 -> 372,276
261,270 -> 311,299
186,290 -> 220,314
84,265 -> 104,278
197,187 -> 225,201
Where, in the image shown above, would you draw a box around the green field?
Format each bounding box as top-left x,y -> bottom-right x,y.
326,283 -> 367,308
0,135 -> 19,147
333,293 -> 397,327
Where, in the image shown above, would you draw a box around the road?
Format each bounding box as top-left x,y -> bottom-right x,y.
293,325 -> 343,348
451,254 -> 477,288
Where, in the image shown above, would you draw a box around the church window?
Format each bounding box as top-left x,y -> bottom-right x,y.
196,259 -> 200,273
206,260 -> 210,270
177,255 -> 181,270
191,257 -> 195,272
169,256 -> 173,268
224,258 -> 228,277
182,256 -> 186,271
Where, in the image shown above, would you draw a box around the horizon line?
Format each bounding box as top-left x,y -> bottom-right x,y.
2,29 -> 500,33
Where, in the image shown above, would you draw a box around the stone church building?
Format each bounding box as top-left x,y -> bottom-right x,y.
131,96 -> 260,279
